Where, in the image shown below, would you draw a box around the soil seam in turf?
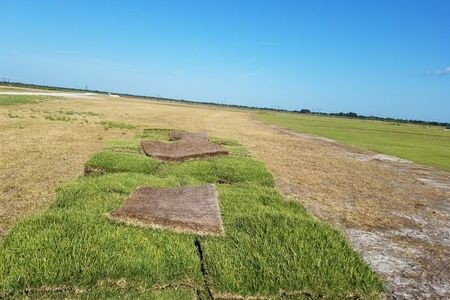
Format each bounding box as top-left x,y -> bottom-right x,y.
194,238 -> 214,300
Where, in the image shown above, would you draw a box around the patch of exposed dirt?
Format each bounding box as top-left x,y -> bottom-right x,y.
141,132 -> 228,161
109,184 -> 223,235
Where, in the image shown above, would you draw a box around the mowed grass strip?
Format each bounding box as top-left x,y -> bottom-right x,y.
103,138 -> 142,154
256,112 -> 450,171
16,286 -> 197,300
0,130 -> 384,298
85,151 -> 160,174
156,157 -> 274,187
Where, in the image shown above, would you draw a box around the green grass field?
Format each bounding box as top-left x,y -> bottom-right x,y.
0,129 -> 384,299
0,95 -> 52,106
256,112 -> 450,172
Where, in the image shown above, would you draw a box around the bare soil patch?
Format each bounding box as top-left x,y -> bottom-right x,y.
108,184 -> 223,235
141,135 -> 228,161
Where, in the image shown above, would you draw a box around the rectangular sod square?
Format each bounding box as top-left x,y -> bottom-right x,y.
141,140 -> 228,161
109,184 -> 224,235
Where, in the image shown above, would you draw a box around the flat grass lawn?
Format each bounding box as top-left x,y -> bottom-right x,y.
0,129 -> 384,299
256,112 -> 450,172
0,95 -> 51,106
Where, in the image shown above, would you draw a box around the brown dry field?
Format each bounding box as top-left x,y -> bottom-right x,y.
1,92 -> 449,299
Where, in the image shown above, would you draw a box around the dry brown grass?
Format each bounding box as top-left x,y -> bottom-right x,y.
1,92 -> 449,298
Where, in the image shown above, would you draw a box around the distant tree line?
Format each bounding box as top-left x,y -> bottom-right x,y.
292,109 -> 450,128
2,81 -> 449,128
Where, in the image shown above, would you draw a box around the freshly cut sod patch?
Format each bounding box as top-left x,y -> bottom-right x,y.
201,184 -> 383,298
142,130 -> 229,162
0,174 -> 204,294
85,151 -> 160,174
109,184 -> 223,235
156,156 -> 274,187
103,138 -> 142,154
141,139 -> 228,162
0,132 -> 384,298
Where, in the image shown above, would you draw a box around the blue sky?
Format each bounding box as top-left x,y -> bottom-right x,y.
1,1 -> 449,122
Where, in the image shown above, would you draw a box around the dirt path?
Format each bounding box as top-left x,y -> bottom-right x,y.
1,95 -> 449,298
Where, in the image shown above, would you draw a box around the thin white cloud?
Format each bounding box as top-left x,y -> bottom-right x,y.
428,66 -> 450,76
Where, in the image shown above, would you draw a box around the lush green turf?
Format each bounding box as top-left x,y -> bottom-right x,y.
256,112 -> 450,171
0,129 -> 384,299
103,137 -> 143,154
15,286 -> 196,300
0,174 -> 203,293
156,157 -> 274,187
202,184 -> 380,298
85,151 -> 161,174
0,95 -> 51,106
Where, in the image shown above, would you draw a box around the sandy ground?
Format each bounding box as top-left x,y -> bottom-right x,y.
1,93 -> 449,299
